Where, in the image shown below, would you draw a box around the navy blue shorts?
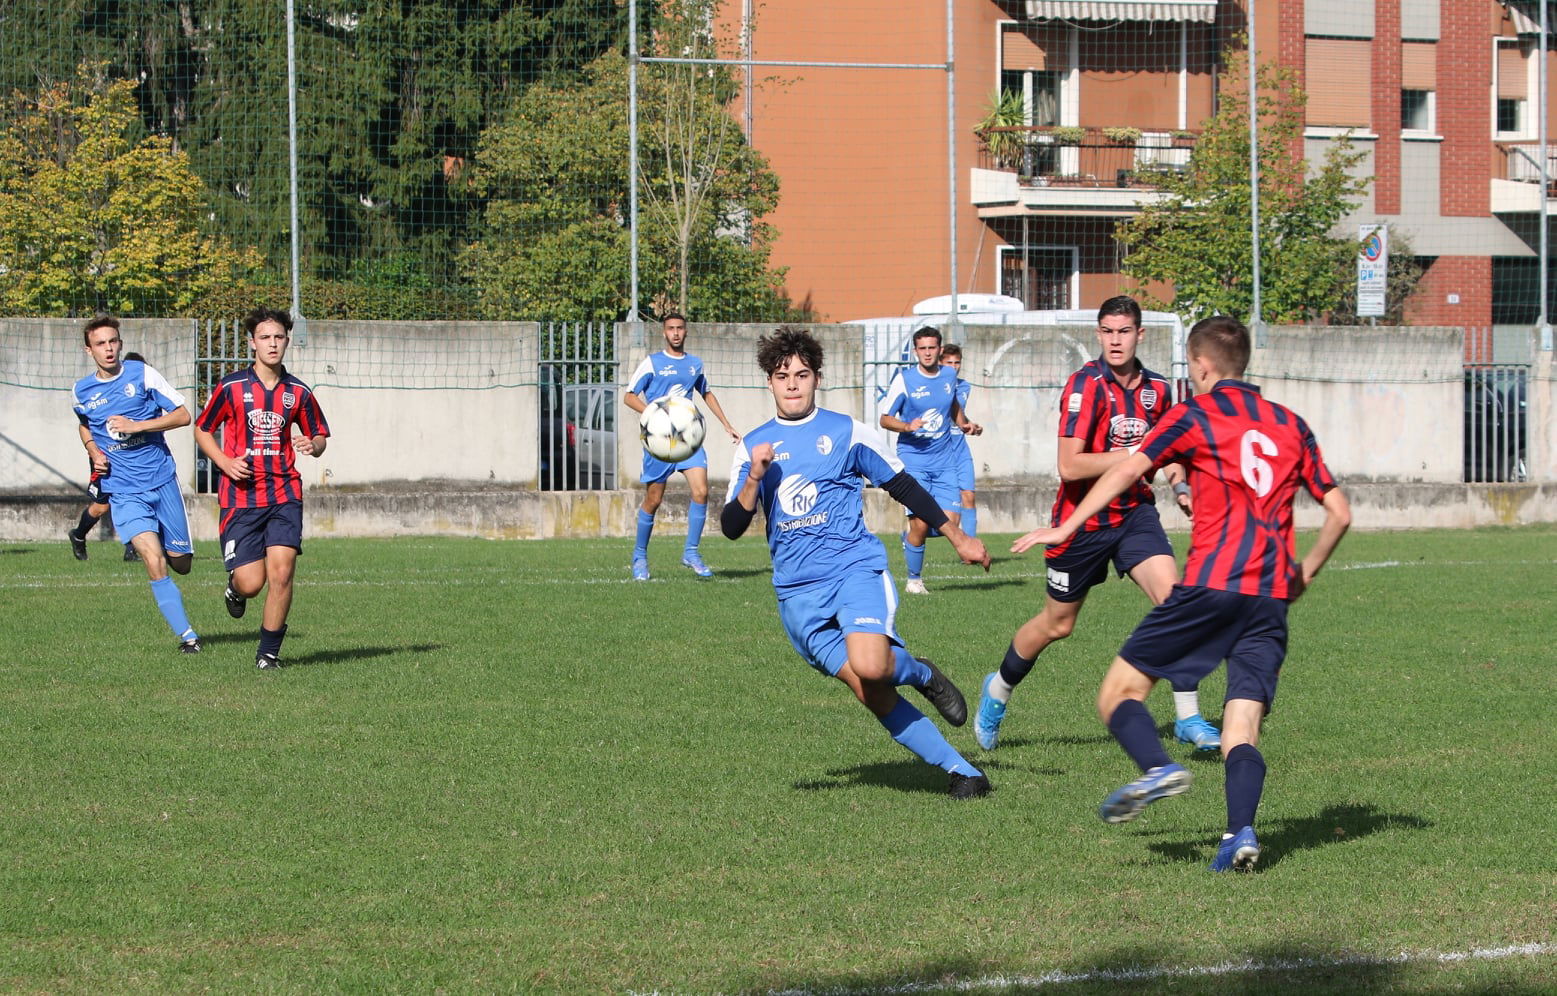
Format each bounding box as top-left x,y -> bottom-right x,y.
87,477 -> 109,503
220,501 -> 304,571
1119,585 -> 1289,709
1043,503 -> 1172,602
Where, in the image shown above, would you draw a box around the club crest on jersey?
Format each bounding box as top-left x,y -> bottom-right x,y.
1141,389 -> 1158,409
1109,415 -> 1149,449
123,382 -> 136,397
816,435 -> 833,455
282,391 -> 296,409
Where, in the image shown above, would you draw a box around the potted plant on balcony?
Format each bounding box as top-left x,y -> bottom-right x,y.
1050,125 -> 1086,146
976,89 -> 1027,170
1103,126 -> 1142,145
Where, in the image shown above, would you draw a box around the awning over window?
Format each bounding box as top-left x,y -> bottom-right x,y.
1024,0 -> 1217,23
1503,1 -> 1557,36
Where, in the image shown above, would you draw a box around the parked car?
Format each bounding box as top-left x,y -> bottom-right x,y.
539,372 -> 616,491
1463,366 -> 1527,483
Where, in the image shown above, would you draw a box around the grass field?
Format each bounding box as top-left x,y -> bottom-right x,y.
2,525 -> 1555,993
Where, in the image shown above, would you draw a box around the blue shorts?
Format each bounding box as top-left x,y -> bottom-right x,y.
778,569 -> 903,677
109,477 -> 193,555
1044,502 -> 1172,602
946,434 -> 975,493
1119,585 -> 1289,709
899,464 -> 961,519
641,446 -> 708,485
220,501 -> 304,570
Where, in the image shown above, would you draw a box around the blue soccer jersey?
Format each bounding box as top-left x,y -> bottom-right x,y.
628,350 -> 710,405
73,360 -> 188,494
725,408 -> 904,594
880,365 -> 961,469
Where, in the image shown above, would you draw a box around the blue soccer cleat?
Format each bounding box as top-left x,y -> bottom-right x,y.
974,672 -> 1007,751
681,551 -> 714,578
631,557 -> 651,582
1210,825 -> 1261,872
1174,714 -> 1222,752
1099,762 -> 1192,824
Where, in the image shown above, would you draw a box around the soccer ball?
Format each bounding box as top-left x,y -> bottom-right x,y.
639,395 -> 706,463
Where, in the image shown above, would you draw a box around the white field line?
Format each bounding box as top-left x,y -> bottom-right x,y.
689,941 -> 1557,996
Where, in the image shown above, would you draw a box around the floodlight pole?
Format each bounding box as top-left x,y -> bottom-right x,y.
1247,0 -> 1265,348
286,0 -> 306,343
628,0 -> 641,323
946,0 -> 959,338
1542,1 -> 1552,350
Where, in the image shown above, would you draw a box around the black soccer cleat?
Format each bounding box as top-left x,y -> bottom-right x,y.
178,637 -> 202,654
68,530 -> 88,561
123,543 -> 139,562
256,653 -> 282,670
224,575 -> 247,619
948,772 -> 992,800
915,657 -> 968,727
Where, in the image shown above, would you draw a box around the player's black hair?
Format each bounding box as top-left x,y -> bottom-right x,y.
662,312 -> 687,326
939,342 -> 963,359
912,325 -> 943,346
1097,295 -> 1143,327
757,326 -> 824,377
243,307 -> 294,336
81,313 -> 120,345
123,352 -> 145,363
1187,316 -> 1251,378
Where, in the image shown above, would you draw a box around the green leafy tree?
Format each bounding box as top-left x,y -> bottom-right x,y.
0,64 -> 260,316
462,43 -> 802,322
1116,51 -> 1371,323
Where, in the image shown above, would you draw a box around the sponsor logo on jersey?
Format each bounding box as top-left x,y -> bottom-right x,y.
816,435 -> 833,455
1047,567 -> 1070,593
1109,415 -> 1149,449
910,386 -> 931,399
659,365 -> 680,376
1067,392 -> 1083,413
776,474 -> 818,517
248,410 -> 286,432
918,409 -> 944,434
84,393 -> 110,410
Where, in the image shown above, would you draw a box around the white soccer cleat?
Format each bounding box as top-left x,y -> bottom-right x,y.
905,578 -> 928,595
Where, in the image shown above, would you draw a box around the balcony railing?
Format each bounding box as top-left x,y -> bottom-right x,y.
1499,142 -> 1557,194
977,126 -> 1198,189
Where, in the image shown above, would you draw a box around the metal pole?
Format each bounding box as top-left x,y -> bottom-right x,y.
1542,2 -> 1552,350
1247,0 -> 1264,346
286,0 -> 305,342
946,0 -> 959,333
742,0 -> 753,142
628,0 -> 641,322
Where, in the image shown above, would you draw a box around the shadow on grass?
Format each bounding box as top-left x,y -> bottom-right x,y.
1,546 -> 37,555
1143,802 -> 1432,870
745,938 -> 1440,994
792,760 -> 947,796
285,643 -> 445,667
932,577 -> 1027,592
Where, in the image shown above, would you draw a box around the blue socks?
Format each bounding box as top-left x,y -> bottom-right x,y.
149,577 -> 196,642
685,500 -> 707,554
903,538 -> 925,579
1225,743 -> 1267,833
1107,698 -> 1173,773
633,510 -> 655,560
960,506 -> 978,537
878,697 -> 980,776
891,647 -> 932,687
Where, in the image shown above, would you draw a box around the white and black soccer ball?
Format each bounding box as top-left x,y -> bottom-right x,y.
639,395 -> 706,463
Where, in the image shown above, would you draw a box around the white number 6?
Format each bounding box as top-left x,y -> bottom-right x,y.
1240,429 -> 1277,497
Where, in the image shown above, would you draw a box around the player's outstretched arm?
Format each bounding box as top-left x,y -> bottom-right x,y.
1294,487 -> 1351,598
107,405 -> 191,437
1012,452 -> 1153,553
881,470 -> 990,571
295,434 -> 328,457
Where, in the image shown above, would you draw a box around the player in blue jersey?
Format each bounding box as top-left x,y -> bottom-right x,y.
722,327 -> 994,799
68,351 -> 145,563
878,327 -> 973,594
71,315 -> 201,653
938,343 -> 982,539
624,314 -> 740,580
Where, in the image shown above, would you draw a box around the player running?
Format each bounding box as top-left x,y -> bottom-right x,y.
722,327 -> 994,798
624,313 -> 740,580
194,308 -> 330,670
878,326 -> 973,593
1015,316 -> 1350,870
976,296 -> 1219,752
68,351 -> 145,563
938,343 -> 982,538
71,315 -> 201,653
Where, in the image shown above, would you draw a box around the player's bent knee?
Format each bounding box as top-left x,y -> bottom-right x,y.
166,554 -> 193,576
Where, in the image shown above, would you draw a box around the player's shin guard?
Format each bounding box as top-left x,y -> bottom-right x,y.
878,697 -> 980,776
259,624 -> 287,661
1224,743 -> 1267,834
1107,698 -> 1173,773
890,647 -> 931,687
960,506 -> 977,538
149,577 -> 196,642
685,500 -> 707,553
633,510 -> 655,560
903,538 -> 925,579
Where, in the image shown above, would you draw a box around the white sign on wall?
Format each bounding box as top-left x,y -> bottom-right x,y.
1357,224 -> 1388,318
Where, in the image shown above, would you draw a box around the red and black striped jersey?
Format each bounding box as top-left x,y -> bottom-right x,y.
1140,379 -> 1336,599
1049,358 -> 1173,545
195,367 -> 329,509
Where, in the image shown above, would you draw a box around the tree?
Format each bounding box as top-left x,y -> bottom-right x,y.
0,64 -> 260,316
461,43 -> 802,322
1116,51 -> 1371,324
1326,225 -> 1425,325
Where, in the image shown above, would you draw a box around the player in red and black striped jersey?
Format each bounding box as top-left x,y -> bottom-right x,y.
1020,316 -> 1351,871
979,297 -> 1218,754
194,308 -> 330,669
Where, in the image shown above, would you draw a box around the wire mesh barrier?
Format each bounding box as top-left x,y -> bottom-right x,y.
3,1 -> 1557,492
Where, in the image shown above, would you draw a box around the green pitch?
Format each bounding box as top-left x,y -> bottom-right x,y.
2,527 -> 1554,992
